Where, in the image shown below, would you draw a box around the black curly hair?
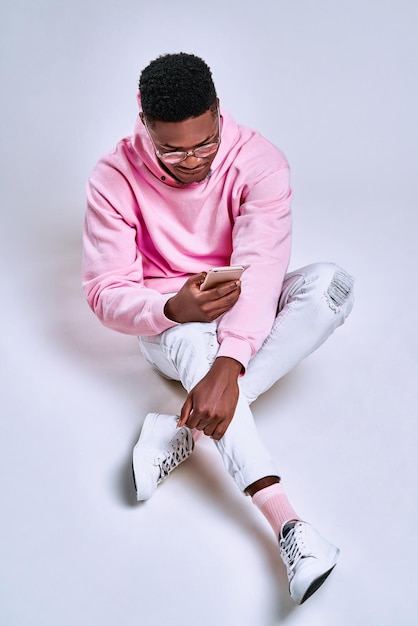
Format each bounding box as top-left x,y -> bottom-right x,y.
139,52 -> 217,123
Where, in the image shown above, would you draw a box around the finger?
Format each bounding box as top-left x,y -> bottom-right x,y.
214,280 -> 241,297
203,422 -> 218,438
179,395 -> 193,427
210,424 -> 226,440
199,280 -> 240,300
187,410 -> 208,431
205,286 -> 240,310
206,422 -> 224,440
197,281 -> 240,307
219,289 -> 241,308
190,272 -> 207,288
205,291 -> 241,318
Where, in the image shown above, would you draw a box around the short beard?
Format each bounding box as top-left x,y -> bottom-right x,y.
160,160 -> 213,185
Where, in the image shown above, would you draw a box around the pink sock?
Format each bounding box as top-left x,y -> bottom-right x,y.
252,483 -> 300,538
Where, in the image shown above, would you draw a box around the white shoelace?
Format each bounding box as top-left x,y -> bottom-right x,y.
156,432 -> 192,483
280,524 -> 306,573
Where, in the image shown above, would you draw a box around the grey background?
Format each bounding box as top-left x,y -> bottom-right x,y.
1,1 -> 417,624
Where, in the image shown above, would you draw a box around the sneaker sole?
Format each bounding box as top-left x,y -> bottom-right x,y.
132,460 -> 138,494
299,564 -> 337,604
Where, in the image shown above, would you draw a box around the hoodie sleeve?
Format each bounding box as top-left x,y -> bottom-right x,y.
82,166 -> 178,336
216,158 -> 292,370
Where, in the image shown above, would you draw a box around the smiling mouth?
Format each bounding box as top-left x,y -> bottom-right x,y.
175,165 -> 210,181
174,165 -> 212,185
177,164 -> 207,173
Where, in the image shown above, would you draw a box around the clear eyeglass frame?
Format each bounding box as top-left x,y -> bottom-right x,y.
143,107 -> 221,165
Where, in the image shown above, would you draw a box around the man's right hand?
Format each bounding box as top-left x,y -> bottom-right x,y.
164,273 -> 241,323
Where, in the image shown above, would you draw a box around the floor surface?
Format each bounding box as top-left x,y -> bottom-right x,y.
1,2 -> 417,625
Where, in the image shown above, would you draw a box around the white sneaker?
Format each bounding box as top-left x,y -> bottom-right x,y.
279,520 -> 340,604
132,413 -> 194,501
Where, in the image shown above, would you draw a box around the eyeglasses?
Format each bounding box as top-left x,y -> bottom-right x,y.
143,108 -> 221,165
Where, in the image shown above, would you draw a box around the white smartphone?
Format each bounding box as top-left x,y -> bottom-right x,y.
200,265 -> 245,291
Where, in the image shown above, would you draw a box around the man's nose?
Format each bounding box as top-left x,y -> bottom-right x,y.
181,152 -> 203,167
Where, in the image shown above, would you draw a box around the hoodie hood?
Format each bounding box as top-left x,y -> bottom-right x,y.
131,92 -> 239,188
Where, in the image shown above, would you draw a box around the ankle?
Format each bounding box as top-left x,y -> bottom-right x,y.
245,475 -> 280,497
251,483 -> 300,539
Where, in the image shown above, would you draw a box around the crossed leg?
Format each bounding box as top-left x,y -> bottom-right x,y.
138,262 -> 354,491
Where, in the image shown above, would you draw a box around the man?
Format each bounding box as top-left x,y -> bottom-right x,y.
83,52 -> 354,605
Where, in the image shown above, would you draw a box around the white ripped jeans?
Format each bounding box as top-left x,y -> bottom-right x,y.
138,263 -> 354,492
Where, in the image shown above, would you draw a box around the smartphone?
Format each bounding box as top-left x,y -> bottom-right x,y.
200,265 -> 245,291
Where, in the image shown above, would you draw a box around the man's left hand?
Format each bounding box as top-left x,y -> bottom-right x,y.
178,357 -> 242,440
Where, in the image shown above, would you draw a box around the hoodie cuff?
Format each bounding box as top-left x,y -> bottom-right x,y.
216,336 -> 253,372
149,294 -> 180,334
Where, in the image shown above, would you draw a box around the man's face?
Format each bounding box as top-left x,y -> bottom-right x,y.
144,107 -> 220,185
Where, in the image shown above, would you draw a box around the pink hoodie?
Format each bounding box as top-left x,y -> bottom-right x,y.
83,99 -> 292,369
